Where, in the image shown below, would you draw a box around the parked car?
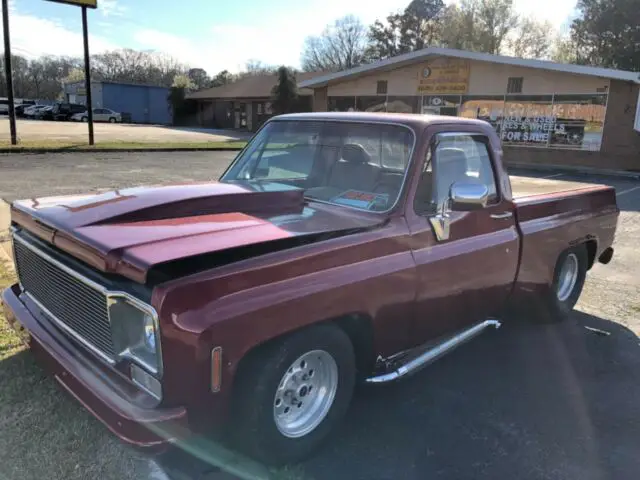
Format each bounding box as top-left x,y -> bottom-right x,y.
23,105 -> 48,119
51,102 -> 87,121
1,112 -> 619,465
15,100 -> 36,117
0,98 -> 35,115
34,106 -> 53,120
71,108 -> 122,123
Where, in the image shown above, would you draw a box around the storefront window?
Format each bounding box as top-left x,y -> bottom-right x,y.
499,95 -> 555,146
386,96 -> 420,113
327,92 -> 607,151
356,96 -> 387,112
550,94 -> 606,150
459,95 -> 506,130
328,96 -> 356,112
422,95 -> 461,115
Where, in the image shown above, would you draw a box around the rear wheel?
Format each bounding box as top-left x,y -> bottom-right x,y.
231,324 -> 355,465
543,245 -> 588,322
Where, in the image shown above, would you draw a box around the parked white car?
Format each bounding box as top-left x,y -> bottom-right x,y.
71,108 -> 122,123
24,105 -> 48,118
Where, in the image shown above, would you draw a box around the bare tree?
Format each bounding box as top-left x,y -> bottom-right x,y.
301,15 -> 369,71
440,0 -> 519,54
241,60 -> 276,76
508,18 -> 553,59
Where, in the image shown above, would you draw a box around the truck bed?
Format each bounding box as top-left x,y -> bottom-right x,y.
510,175 -> 598,198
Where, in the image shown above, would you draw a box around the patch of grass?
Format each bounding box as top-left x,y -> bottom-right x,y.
0,260 -> 306,480
0,259 -> 152,479
0,140 -> 247,151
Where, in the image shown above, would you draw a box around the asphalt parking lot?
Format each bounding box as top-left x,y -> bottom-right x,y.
0,151 -> 639,480
0,119 -> 250,143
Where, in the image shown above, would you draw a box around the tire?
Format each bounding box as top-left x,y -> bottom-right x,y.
541,245 -> 588,323
231,324 -> 356,465
109,117 -> 116,123
82,116 -> 88,122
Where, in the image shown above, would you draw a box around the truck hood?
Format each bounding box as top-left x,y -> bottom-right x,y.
11,181 -> 383,283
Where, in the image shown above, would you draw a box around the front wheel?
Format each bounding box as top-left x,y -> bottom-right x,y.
81,116 -> 88,122
231,324 -> 355,465
109,117 -> 116,123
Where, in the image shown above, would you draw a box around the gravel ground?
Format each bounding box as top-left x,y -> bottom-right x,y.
0,152 -> 639,480
0,119 -> 250,143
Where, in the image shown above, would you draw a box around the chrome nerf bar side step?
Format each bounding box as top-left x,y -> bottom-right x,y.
365,319 -> 502,384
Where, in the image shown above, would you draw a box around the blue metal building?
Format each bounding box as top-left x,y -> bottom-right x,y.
64,81 -> 171,124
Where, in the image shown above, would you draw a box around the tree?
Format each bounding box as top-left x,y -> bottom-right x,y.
508,18 -> 553,59
439,0 -> 519,54
172,73 -> 195,90
240,60 -> 276,77
475,0 -> 519,54
0,48 -> 192,101
551,35 -> 580,64
271,66 -> 298,114
301,15 -> 370,71
570,0 -> 640,70
188,68 -> 211,90
367,0 -> 446,60
211,70 -> 234,87
63,68 -> 85,85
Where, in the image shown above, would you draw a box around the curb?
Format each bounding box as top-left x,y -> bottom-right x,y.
0,147 -> 244,154
508,162 -> 640,180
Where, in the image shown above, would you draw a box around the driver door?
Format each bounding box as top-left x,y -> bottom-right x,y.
408,130 -> 519,342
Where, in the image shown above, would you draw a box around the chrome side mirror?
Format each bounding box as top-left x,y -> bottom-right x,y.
429,182 -> 489,242
449,182 -> 489,211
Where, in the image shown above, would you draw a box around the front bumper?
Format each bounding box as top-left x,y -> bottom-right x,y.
1,283 -> 189,449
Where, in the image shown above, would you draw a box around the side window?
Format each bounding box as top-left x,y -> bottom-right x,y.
414,133 -> 498,215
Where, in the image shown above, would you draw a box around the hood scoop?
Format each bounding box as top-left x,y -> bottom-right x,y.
13,181 -> 305,230
98,183 -> 305,225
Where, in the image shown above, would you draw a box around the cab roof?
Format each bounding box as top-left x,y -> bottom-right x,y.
272,111 -> 492,130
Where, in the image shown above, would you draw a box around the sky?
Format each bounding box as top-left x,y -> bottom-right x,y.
3,0 -> 579,74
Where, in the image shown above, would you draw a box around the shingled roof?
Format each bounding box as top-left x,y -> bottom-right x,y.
187,71 -> 325,100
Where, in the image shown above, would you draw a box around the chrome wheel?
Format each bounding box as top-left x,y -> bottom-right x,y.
556,253 -> 579,302
273,350 -> 338,439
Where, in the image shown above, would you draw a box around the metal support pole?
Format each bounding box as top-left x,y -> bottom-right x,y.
2,0 -> 16,145
81,6 -> 94,145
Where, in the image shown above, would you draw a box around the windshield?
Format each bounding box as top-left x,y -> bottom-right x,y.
221,120 -> 414,212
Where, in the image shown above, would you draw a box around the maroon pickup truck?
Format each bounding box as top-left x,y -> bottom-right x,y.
2,112 -> 619,465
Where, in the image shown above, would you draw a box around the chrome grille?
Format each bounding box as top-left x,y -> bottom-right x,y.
13,235 -> 115,359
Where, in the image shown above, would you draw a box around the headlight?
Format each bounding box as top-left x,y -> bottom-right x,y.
108,296 -> 162,376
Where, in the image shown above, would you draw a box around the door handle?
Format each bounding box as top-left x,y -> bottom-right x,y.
490,212 -> 513,219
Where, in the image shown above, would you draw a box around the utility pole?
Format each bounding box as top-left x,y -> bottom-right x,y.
81,5 -> 94,145
2,0 -> 17,145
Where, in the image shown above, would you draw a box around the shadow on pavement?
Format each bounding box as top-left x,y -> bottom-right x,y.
160,311 -> 640,480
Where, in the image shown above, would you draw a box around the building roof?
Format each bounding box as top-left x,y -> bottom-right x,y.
187,71 -> 325,100
298,47 -> 640,88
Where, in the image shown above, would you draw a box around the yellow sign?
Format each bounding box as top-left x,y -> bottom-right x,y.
417,59 -> 469,94
45,0 -> 97,8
